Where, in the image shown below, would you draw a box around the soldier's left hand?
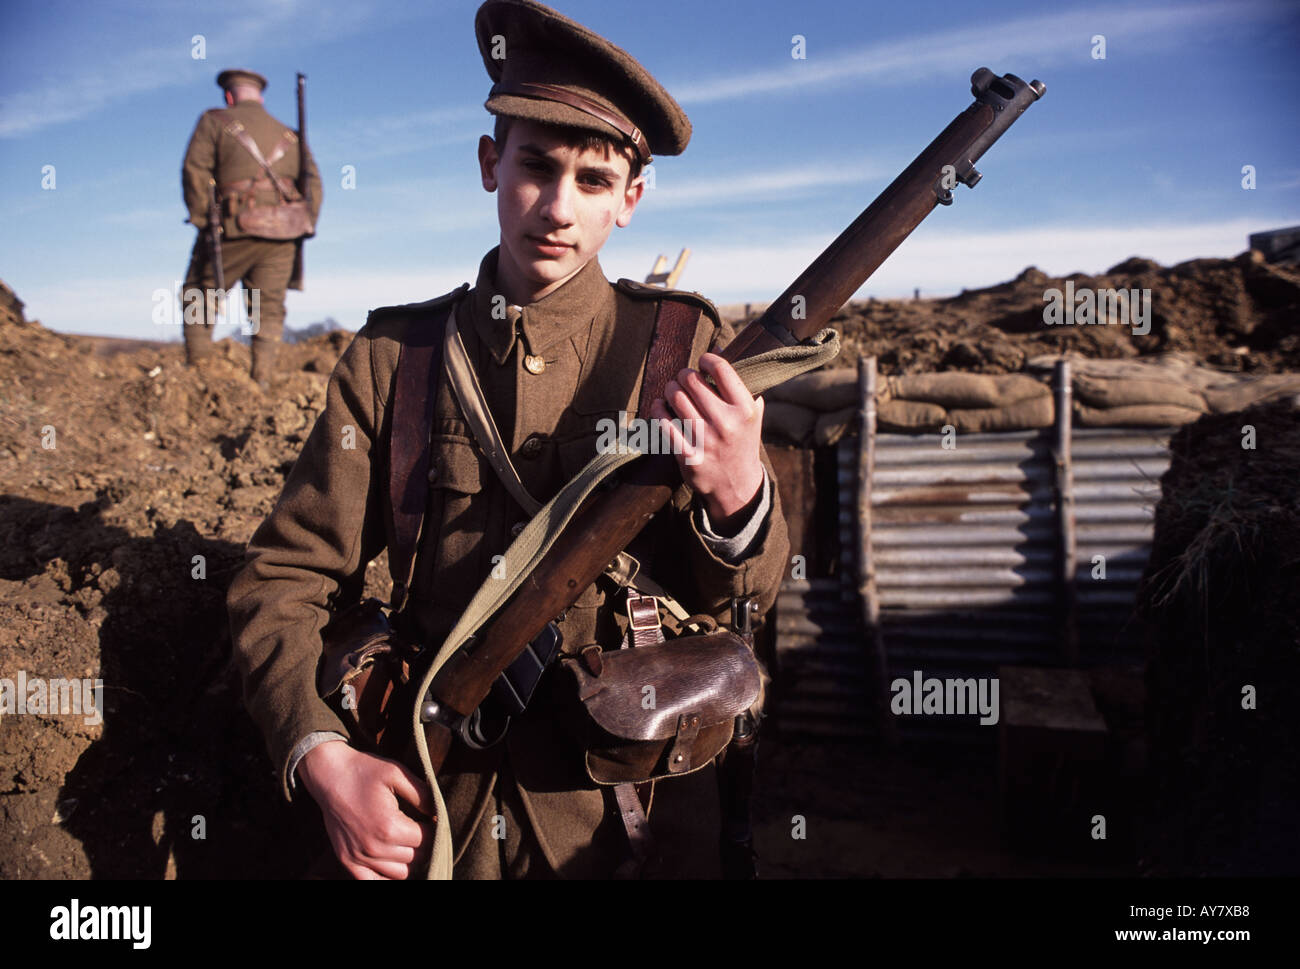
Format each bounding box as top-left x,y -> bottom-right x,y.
651,352 -> 764,531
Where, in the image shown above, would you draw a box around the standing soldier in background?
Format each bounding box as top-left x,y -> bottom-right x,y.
181,69 -> 323,387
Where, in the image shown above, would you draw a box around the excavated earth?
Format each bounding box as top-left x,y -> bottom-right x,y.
825,252 -> 1300,376
1134,399 -> 1300,875
1,250 -> 1297,878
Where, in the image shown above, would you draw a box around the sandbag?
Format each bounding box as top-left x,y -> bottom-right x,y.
948,394 -> 1055,432
1073,374 -> 1207,412
765,368 -> 858,411
813,405 -> 858,446
877,398 -> 947,432
762,400 -> 817,446
886,372 -> 1049,409
1027,351 -> 1202,381
1204,376 -> 1300,414
1074,402 -> 1203,427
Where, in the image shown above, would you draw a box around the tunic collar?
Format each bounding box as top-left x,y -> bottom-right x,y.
468,247 -> 613,366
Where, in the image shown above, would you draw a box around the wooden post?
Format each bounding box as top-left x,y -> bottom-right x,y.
1052,358 -> 1079,666
858,355 -> 894,743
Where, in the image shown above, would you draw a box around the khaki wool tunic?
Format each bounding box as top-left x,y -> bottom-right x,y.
227,248 -> 790,878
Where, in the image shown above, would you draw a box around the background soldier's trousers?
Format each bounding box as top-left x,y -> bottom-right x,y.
182,236 -> 296,379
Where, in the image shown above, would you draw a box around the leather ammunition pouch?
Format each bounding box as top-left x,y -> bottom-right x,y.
319,595 -> 565,754
235,189 -> 314,240
560,630 -> 763,786
318,597 -> 409,751
222,174 -> 313,240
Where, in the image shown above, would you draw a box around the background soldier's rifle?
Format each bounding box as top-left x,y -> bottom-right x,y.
296,72 -> 311,215
292,71 -> 311,284
206,179 -> 225,294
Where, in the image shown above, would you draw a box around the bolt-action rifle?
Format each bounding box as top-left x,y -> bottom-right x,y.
327,70 -> 1046,843
406,69 -> 1046,772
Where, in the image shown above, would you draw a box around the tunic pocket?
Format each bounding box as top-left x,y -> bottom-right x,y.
427,434 -> 484,495
555,408 -> 627,482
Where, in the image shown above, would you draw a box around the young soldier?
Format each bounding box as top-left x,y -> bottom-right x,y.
181,69 -> 322,386
228,0 -> 789,879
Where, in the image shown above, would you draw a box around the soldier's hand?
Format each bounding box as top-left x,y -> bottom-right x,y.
298,740 -> 435,880
651,352 -> 765,531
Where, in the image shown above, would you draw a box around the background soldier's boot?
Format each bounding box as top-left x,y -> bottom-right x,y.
251,339 -> 278,389
184,337 -> 213,368
182,283 -> 217,367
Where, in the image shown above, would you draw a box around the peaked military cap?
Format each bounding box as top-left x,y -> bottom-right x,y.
216,69 -> 269,92
475,0 -> 691,163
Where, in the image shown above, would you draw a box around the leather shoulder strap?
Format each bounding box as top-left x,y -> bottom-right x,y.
266,129 -> 297,167
216,109 -> 289,202
384,287 -> 469,610
615,277 -> 723,332
634,295 -> 702,420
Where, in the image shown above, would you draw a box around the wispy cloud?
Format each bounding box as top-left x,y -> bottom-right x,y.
1274,169 -> 1300,190
672,1 -> 1287,104
0,0 -> 386,138
313,105 -> 487,162
98,206 -> 181,229
0,43 -> 186,139
643,163 -> 884,209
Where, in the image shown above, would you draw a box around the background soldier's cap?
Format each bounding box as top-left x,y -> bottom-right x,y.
475,0 -> 690,162
216,69 -> 269,92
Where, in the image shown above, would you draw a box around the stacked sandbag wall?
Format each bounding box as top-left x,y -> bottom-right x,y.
762,355 -> 1300,446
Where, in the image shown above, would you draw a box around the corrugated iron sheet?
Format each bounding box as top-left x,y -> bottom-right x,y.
773,381 -> 1173,740
868,425 -> 1169,669
1070,427 -> 1171,660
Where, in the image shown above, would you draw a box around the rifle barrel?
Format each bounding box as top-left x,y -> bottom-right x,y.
296,72 -> 311,206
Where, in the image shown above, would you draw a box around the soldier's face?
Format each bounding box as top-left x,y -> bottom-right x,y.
479,120 -> 644,303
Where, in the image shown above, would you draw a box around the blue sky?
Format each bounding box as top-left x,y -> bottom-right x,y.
2,0 -> 1298,340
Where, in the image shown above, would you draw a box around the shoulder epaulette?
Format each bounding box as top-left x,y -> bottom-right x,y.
614,278 -> 722,330
365,283 -> 470,327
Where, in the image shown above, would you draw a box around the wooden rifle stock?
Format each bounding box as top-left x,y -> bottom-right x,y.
418,68 -> 1045,770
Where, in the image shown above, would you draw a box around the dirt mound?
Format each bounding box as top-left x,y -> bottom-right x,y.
1135,398 -> 1300,875
805,251 -> 1300,376
0,292 -> 379,877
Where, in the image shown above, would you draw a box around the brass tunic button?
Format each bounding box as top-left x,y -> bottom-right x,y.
511,521 -> 527,538
524,354 -> 546,375
520,435 -> 543,458
426,463 -> 439,483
